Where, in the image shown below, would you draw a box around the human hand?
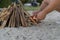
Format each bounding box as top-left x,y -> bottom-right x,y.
37,12 -> 47,20
32,11 -> 39,17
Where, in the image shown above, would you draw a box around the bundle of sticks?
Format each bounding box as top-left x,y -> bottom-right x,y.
0,1 -> 38,28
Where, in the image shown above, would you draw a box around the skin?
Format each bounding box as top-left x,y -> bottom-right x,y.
33,0 -> 60,20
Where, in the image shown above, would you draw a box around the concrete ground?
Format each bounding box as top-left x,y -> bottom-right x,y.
0,10 -> 60,40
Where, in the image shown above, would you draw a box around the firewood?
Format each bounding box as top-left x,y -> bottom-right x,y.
18,0 -> 37,24
0,21 -> 7,29
20,7 -> 27,27
0,0 -> 38,28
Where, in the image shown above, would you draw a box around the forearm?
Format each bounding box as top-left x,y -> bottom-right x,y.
39,1 -> 48,11
41,0 -> 60,14
34,1 -> 48,13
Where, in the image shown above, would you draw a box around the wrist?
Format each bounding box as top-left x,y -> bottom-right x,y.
39,11 -> 48,15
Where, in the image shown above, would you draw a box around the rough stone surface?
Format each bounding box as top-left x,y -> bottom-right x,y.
0,10 -> 60,40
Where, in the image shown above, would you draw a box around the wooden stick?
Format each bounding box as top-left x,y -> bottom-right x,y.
24,11 -> 37,24
0,21 -> 7,29
5,8 -> 13,27
0,8 -> 13,28
18,6 -> 27,27
12,8 -> 15,27
18,0 -> 37,24
8,7 -> 15,27
15,6 -> 20,27
20,7 -> 27,26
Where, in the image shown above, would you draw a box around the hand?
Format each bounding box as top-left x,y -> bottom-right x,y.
32,11 -> 39,16
37,12 -> 47,20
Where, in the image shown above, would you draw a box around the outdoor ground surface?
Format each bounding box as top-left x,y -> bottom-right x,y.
0,10 -> 60,40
